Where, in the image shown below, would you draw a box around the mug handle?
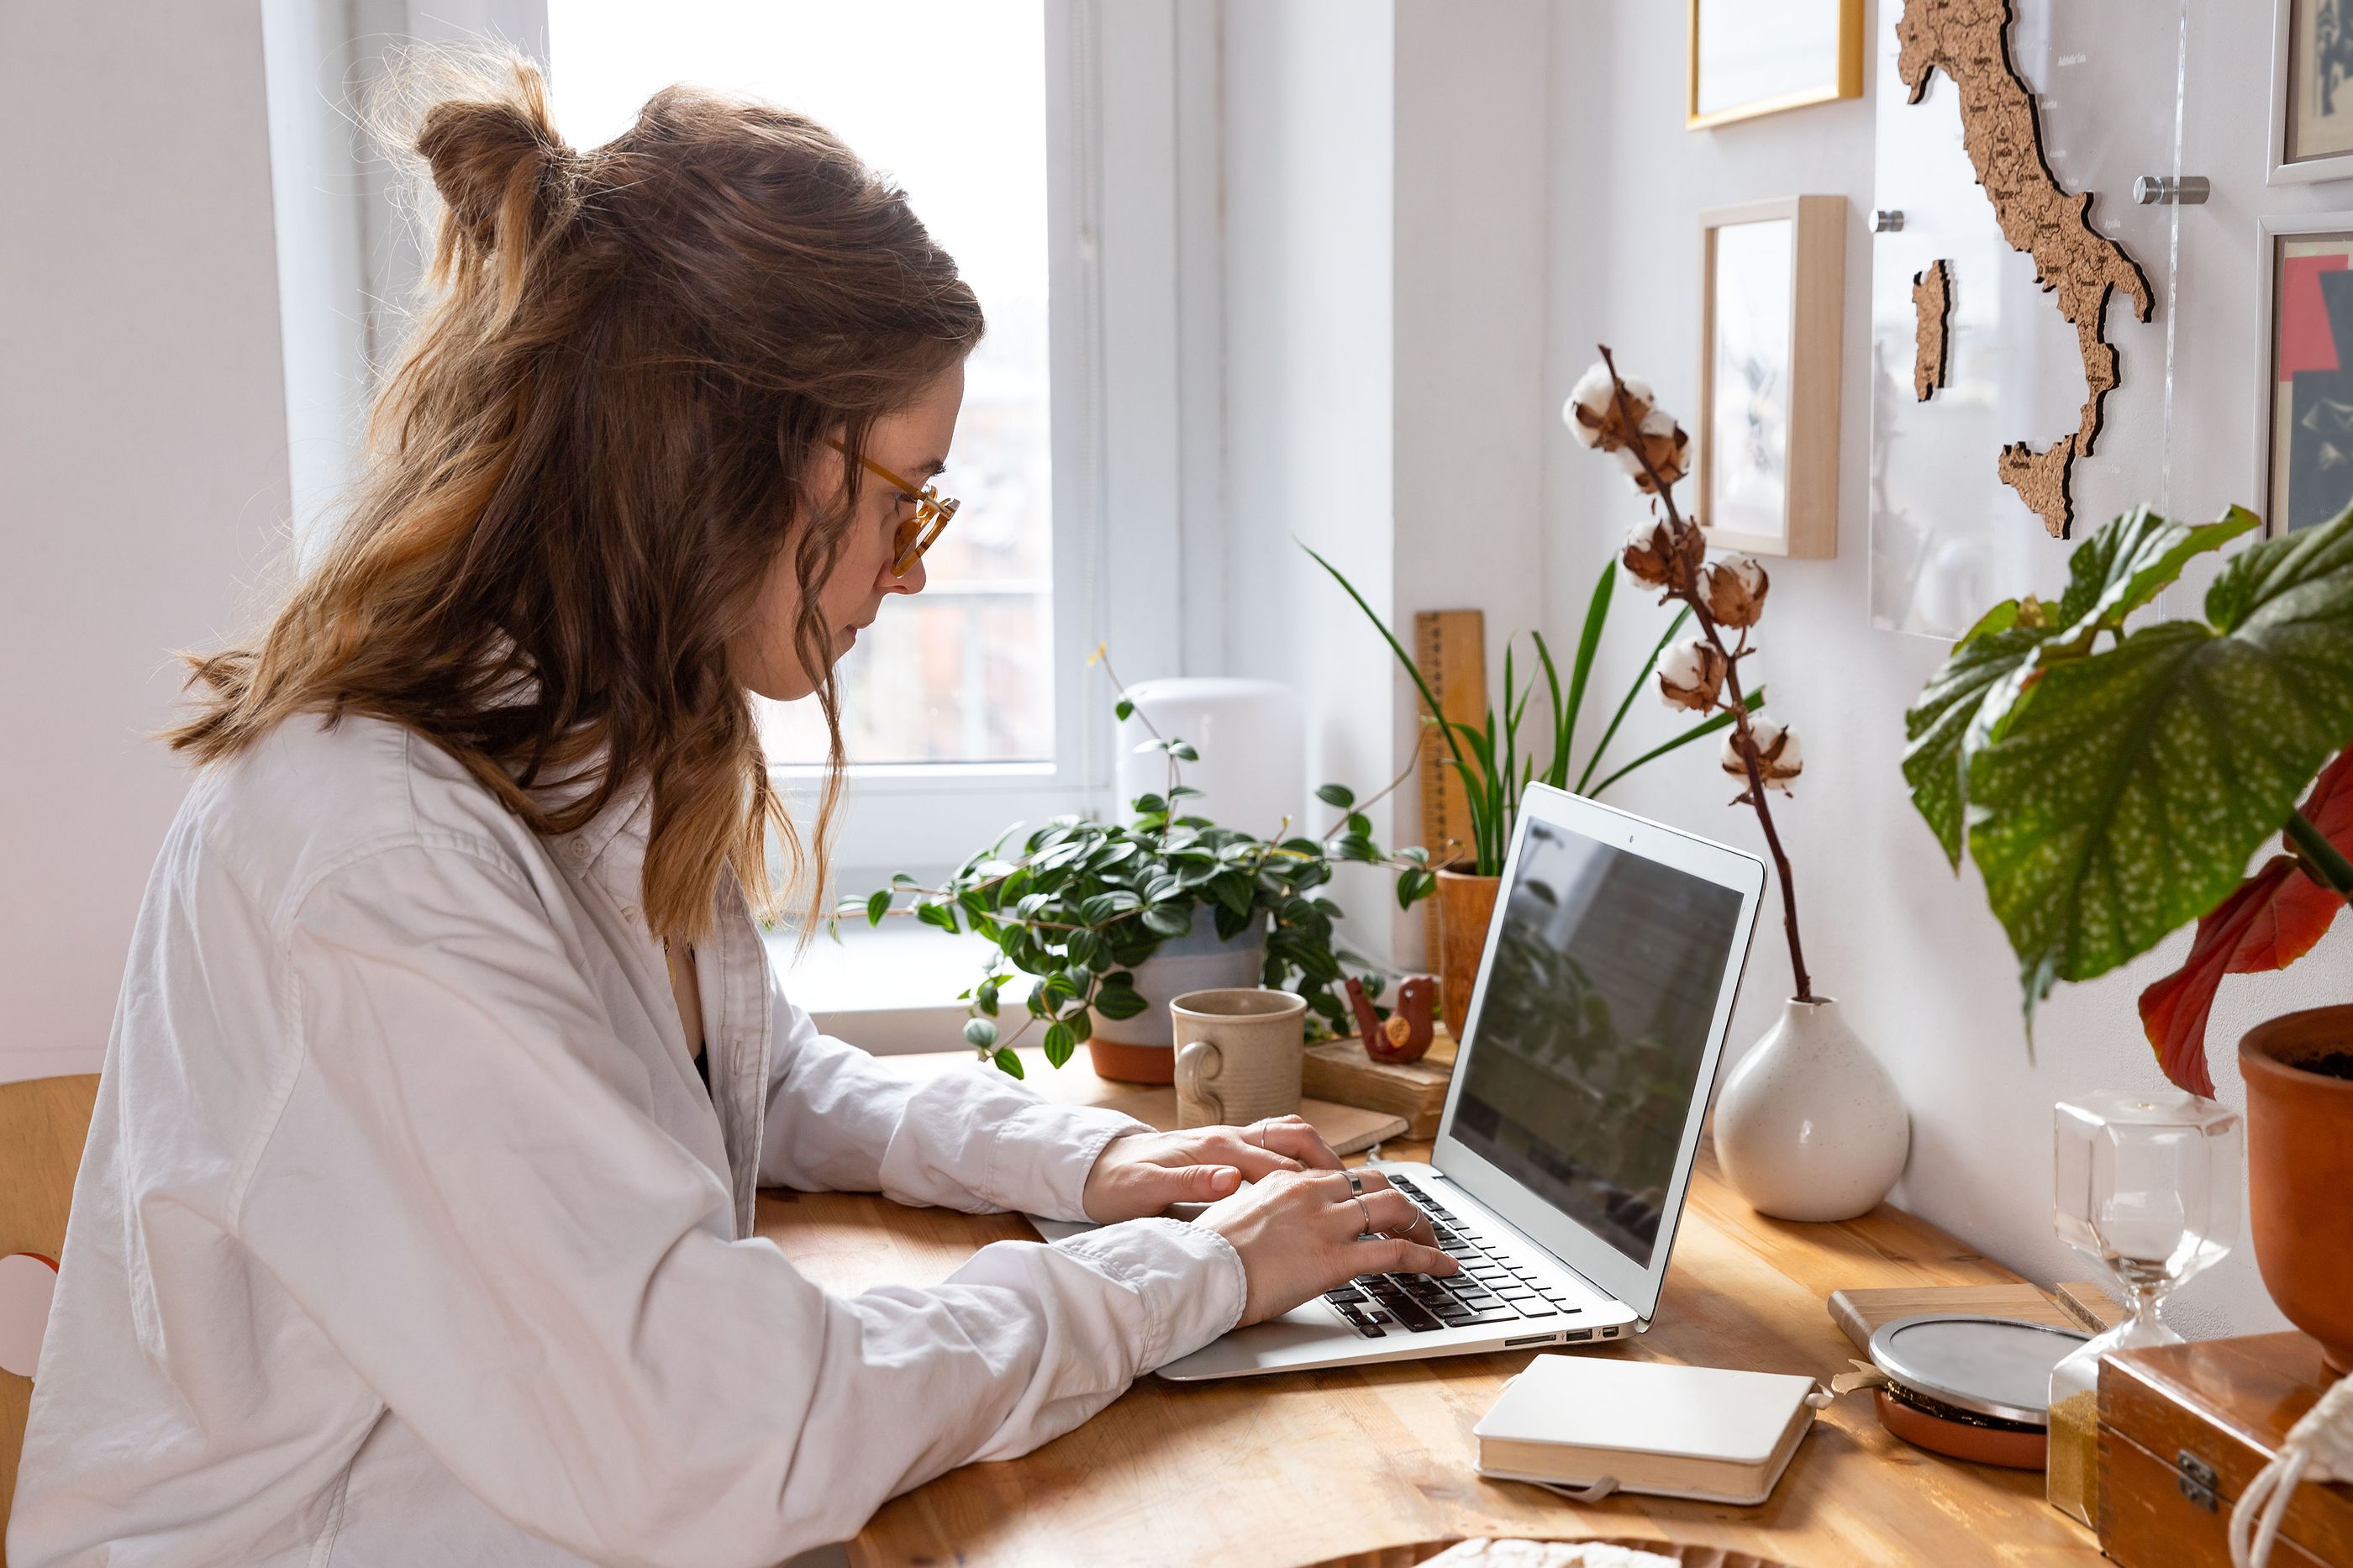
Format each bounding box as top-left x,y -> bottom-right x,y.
1176,1038 -> 1224,1125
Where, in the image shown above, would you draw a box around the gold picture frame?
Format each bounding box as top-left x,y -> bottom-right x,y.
1687,0 -> 1865,131
1697,197 -> 1845,559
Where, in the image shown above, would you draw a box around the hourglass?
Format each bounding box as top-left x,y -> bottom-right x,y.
2045,1089 -> 2241,1525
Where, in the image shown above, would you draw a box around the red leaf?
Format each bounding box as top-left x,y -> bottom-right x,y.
2138,743 -> 2353,1095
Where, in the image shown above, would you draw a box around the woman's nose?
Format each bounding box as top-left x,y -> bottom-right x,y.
885,555 -> 927,597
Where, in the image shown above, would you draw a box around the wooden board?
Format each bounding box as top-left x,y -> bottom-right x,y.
2099,1332 -> 2353,1568
1413,610 -> 1487,955
772,1049 -> 2111,1568
1302,1032 -> 1458,1141
1828,1282 -> 2084,1351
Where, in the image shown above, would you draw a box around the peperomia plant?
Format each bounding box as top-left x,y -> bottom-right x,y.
847,666 -> 1440,1076
1902,502 -> 2353,1092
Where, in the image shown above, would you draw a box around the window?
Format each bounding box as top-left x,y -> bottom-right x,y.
546,1 -> 1057,769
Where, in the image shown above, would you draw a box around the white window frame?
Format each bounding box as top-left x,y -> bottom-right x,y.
797,0 -> 1213,888
267,0 -> 1217,892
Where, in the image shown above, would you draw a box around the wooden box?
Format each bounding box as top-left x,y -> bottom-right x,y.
1299,1033 -> 1455,1141
2099,1332 -> 2353,1567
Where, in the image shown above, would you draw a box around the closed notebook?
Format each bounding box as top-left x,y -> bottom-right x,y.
1472,1355 -> 1824,1506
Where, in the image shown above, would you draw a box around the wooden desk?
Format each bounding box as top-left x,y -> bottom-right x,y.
755,1050 -> 2100,1568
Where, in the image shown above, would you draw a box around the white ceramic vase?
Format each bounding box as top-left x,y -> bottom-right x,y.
1712,997 -> 1909,1222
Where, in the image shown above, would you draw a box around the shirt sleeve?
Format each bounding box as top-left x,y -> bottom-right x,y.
755,958 -> 1155,1224
238,840 -> 1245,1568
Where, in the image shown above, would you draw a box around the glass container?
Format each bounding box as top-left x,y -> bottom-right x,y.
2045,1090 -> 2241,1526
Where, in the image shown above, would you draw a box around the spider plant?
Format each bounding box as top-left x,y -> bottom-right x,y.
1305,543 -> 1759,875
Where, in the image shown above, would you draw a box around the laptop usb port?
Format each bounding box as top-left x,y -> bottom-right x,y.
1504,1333 -> 1561,1348
1563,1329 -> 1594,1342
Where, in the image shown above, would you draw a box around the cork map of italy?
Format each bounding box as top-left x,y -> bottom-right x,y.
1896,0 -> 2153,539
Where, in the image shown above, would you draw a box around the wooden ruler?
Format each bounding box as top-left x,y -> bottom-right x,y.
1412,610 -> 1486,951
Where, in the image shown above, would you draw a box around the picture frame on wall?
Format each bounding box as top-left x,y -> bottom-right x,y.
2256,214 -> 2353,535
2271,0 -> 2353,185
1698,197 -> 1844,559
1687,0 -> 1863,131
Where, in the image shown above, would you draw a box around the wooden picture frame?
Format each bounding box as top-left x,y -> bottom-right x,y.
2256,213 -> 2353,536
1698,196 -> 1844,559
1687,0 -> 1863,131
2270,0 -> 2353,186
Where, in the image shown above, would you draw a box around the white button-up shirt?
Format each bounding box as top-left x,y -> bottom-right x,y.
9,714 -> 1245,1567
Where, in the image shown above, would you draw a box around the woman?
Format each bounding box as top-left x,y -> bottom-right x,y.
8,59 -> 1454,1568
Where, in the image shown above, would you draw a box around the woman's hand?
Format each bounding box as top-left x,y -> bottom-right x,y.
1196,1168 -> 1458,1326
1081,1115 -> 1343,1223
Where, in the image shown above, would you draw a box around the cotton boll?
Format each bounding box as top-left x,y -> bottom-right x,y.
1657,638 -> 1727,711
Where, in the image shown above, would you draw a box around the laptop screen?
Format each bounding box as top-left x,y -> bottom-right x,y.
1445,815 -> 1747,1269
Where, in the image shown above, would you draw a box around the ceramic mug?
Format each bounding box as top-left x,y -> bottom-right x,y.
1171,988 -> 1307,1129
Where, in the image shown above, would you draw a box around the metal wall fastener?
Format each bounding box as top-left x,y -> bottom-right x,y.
2133,175 -> 2210,205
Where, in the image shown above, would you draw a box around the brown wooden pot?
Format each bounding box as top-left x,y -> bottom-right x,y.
2240,1004 -> 2353,1377
1434,870 -> 1501,1043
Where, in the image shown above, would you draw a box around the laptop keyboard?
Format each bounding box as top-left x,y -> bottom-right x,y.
1319,1175 -> 1582,1338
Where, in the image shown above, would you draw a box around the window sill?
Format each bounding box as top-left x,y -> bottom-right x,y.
766,919 -> 995,1056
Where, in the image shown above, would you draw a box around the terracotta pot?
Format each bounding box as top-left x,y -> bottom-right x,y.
1434,870 -> 1501,1042
1085,920 -> 1266,1084
2240,1005 -> 2353,1377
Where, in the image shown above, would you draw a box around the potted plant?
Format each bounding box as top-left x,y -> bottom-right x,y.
850,671 -> 1439,1084
1901,500 -> 2353,1370
1306,526 -> 1757,1040
1562,348 -> 1904,1223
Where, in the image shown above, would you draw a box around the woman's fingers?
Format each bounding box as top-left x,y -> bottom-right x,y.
1205,1129 -> 1305,1181
1347,1187 -> 1429,1240
1354,1234 -> 1459,1277
1255,1114 -> 1345,1171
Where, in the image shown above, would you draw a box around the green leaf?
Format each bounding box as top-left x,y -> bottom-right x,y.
2051,504 -> 2261,645
1094,981 -> 1148,1020
913,899 -> 961,934
1130,792 -> 1167,817
1303,541 -> 1475,784
1580,605 -> 1690,794
1042,1021 -> 1077,1068
976,979 -> 1001,1017
1963,503 -> 2353,1018
1901,619 -> 2055,865
891,871 -> 920,887
1063,1007 -> 1093,1044
1140,903 -> 1193,939
1345,811 -> 1372,838
1115,697 -> 1135,722
963,1017 -> 999,1050
1315,782 -> 1355,809
992,1046 -> 1026,1079
1396,867 -> 1437,909
1585,686 -> 1764,800
1563,568 -> 1615,782
1169,740 -> 1199,763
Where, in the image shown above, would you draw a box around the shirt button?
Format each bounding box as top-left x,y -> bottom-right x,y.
566,838 -> 590,860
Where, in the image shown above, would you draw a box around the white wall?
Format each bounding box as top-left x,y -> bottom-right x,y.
1221,0 -> 1551,969
1220,0 -> 1403,946
0,2 -> 295,1082
1541,0 -> 2350,1335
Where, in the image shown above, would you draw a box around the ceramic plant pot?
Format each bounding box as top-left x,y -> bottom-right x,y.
1085,918 -> 1266,1084
1712,997 -> 1909,1222
2240,1005 -> 2353,1376
1434,870 -> 1502,1042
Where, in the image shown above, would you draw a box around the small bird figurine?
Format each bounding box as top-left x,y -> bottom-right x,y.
1345,975 -> 1437,1066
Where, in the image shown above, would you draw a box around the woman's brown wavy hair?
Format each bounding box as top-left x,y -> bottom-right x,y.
169,55 -> 983,944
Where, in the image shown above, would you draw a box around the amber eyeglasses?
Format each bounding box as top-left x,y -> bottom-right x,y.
827,439 -> 959,576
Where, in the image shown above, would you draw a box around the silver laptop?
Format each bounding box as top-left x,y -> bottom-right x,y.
1154,782 -> 1764,1381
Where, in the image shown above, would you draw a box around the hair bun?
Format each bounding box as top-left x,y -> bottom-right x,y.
415,60 -> 572,255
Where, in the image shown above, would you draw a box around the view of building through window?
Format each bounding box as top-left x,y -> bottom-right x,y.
548,0 -> 1056,765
